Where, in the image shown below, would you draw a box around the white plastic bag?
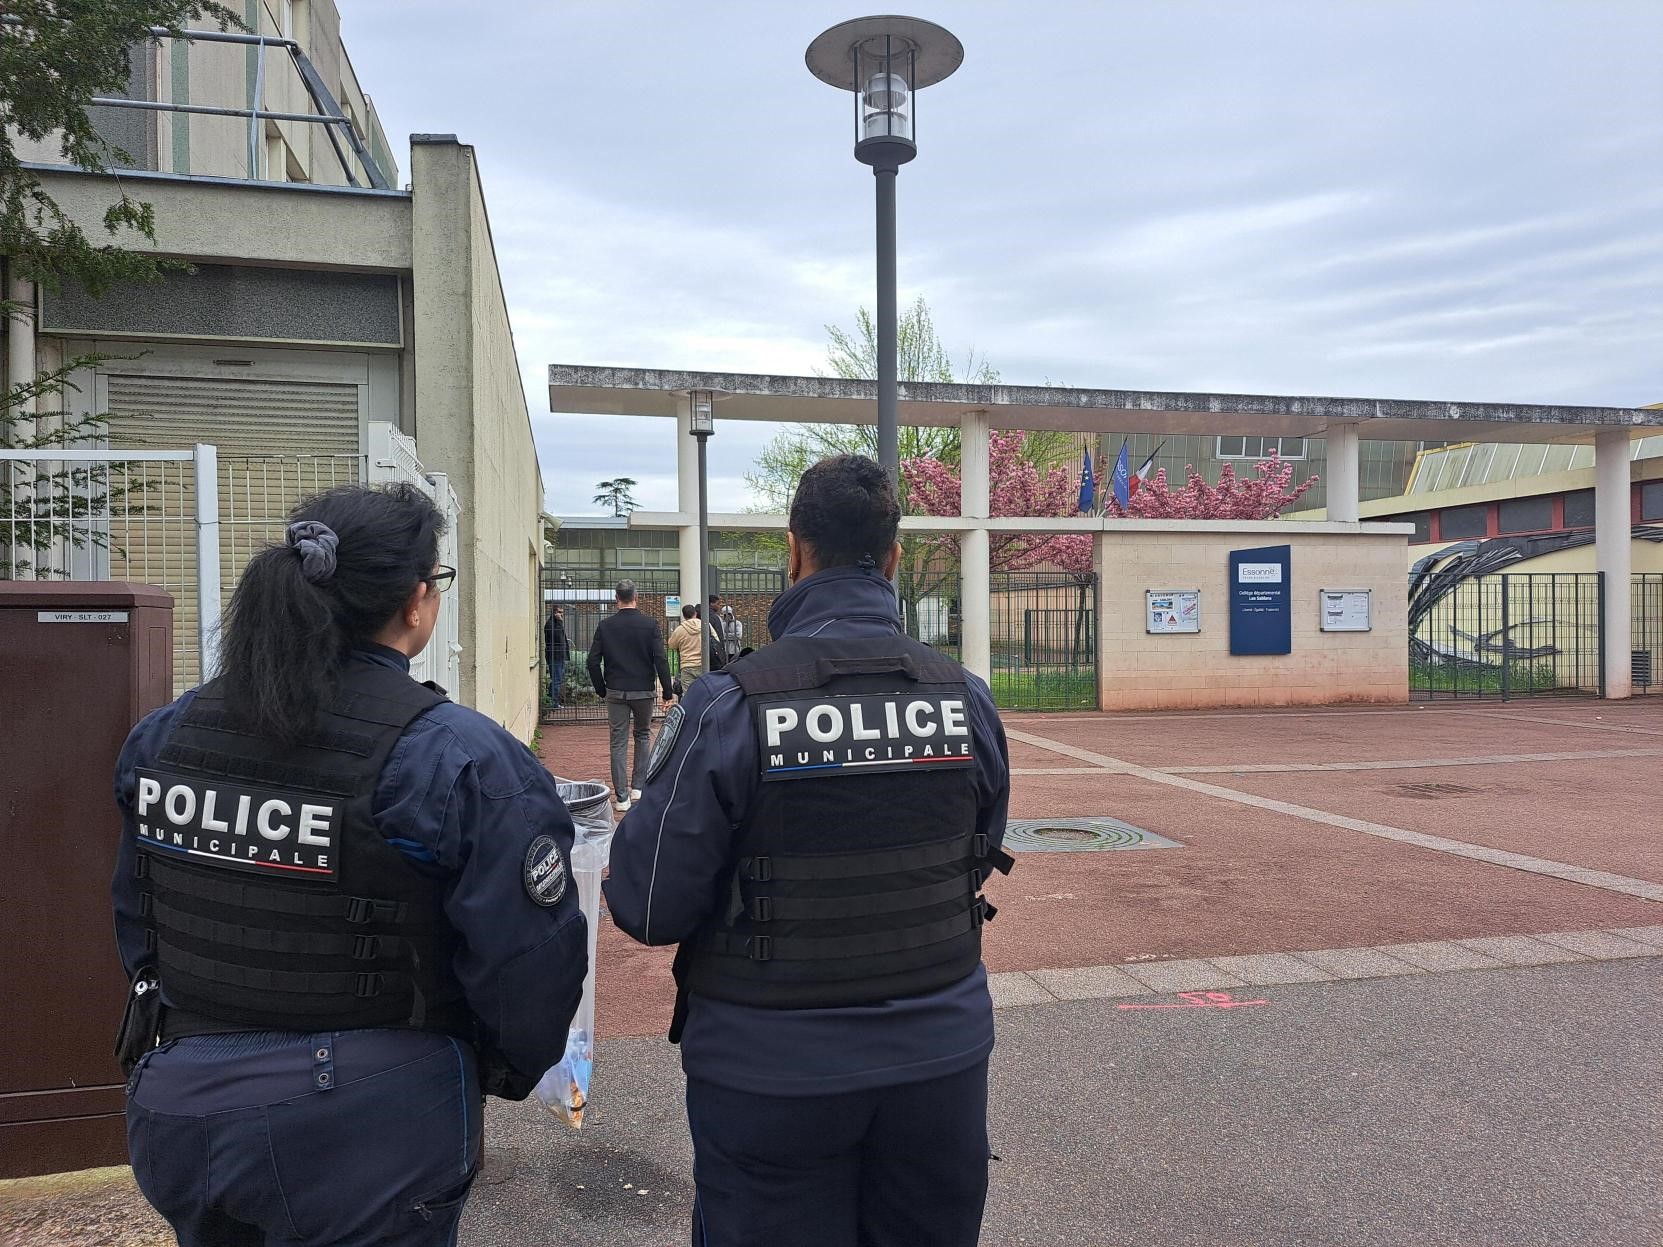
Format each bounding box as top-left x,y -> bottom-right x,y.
534,778 -> 614,1128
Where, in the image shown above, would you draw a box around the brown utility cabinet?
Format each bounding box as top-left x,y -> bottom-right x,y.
0,583 -> 173,1177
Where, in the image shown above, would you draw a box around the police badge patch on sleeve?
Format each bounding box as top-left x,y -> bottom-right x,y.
524,835 -> 567,906
644,702 -> 686,785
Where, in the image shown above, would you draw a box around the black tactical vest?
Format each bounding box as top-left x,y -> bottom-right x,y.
133,661 -> 472,1036
680,633 -> 1010,1011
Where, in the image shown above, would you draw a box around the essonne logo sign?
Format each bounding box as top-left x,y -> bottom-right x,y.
1237,563 -> 1283,584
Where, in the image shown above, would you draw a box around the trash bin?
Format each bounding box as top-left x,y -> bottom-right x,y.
534,779 -> 614,1127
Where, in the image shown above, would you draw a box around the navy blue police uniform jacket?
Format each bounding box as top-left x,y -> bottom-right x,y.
604,566 -> 1011,1097
112,646 -> 588,1095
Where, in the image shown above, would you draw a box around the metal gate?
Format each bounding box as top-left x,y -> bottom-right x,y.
1635,573 -> 1663,695
1409,572 -> 1603,700
541,567 -> 680,724
991,571 -> 1098,710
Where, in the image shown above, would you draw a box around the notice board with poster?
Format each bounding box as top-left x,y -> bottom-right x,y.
1229,544 -> 1292,655
1146,589 -> 1200,634
1319,588 -> 1372,632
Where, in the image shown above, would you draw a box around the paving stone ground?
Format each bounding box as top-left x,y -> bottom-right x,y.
11,700 -> 1660,1243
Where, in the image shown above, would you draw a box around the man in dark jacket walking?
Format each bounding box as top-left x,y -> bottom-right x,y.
544,604 -> 570,708
586,580 -> 675,810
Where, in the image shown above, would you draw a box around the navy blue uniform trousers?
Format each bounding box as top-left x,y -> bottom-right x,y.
686,1059 -> 990,1247
126,1028 -> 480,1246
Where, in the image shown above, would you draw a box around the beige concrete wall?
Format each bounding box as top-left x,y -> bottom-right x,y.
1094,524 -> 1410,710
31,168 -> 411,270
410,137 -> 542,740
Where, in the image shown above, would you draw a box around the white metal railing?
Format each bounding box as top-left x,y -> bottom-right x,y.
366,423 -> 462,695
1,444 -> 221,675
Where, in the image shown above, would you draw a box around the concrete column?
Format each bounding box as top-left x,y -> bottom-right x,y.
6,270 -> 36,416
959,411 -> 991,683
1595,429 -> 1632,699
675,393 -> 700,605
1326,423 -> 1360,523
1093,530 -> 1109,711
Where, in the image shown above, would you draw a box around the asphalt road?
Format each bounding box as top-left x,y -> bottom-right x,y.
461,959 -> 1663,1247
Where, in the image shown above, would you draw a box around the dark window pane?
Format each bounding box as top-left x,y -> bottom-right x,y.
1217,436 -> 1246,458
1407,512 -> 1432,543
1563,489 -> 1596,528
1642,480 -> 1663,521
1279,437 -> 1308,459
1498,496 -> 1553,534
1440,504 -> 1489,540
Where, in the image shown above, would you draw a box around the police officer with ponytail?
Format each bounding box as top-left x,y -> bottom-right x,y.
605,455 -> 1013,1247
112,483 -> 587,1246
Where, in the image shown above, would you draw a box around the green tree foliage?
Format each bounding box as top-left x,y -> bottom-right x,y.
746,297 -> 998,511
1,0 -> 238,296
744,298 -> 1079,644
592,477 -> 641,517
2,1 -> 237,577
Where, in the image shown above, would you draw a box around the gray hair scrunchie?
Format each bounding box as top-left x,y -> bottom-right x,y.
285,520 -> 339,583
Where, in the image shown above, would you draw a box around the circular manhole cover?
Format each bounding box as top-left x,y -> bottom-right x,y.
1003,817 -> 1178,852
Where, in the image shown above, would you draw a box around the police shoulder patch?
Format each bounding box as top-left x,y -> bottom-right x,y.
523,835 -> 567,907
644,702 -> 686,785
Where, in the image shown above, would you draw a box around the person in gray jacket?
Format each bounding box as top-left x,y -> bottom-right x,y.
586,579 -> 675,810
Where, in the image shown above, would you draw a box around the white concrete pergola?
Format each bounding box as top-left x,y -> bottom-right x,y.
550,365 -> 1663,699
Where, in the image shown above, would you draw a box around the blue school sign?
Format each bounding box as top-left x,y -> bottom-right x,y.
1229,544 -> 1292,656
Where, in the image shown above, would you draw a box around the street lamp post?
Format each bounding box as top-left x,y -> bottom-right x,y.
806,16 -> 963,492
689,390 -> 716,675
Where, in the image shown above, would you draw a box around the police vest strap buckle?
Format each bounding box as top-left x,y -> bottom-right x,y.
134,854 -> 150,879
747,935 -> 773,962
974,833 -> 989,859
743,856 -> 773,883
351,934 -> 381,960
979,898 -> 998,925
353,971 -> 385,997
748,896 -> 774,923
346,897 -> 401,925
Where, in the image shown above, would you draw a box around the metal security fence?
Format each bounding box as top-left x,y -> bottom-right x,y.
1409,571 -> 1603,700
541,568 -> 680,724
2,426 -> 455,695
1635,574 -> 1663,695
2,445 -> 221,686
992,571 -> 1098,710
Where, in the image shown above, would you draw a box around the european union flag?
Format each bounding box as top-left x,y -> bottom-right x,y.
1111,440 -> 1131,511
1077,445 -> 1095,512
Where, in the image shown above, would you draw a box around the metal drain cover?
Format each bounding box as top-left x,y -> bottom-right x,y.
1004,817 -> 1181,853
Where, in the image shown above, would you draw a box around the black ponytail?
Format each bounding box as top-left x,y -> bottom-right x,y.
217,483 -> 445,743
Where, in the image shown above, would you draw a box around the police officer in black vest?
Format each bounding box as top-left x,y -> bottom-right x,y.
111,484 -> 588,1246
606,455 -> 1014,1247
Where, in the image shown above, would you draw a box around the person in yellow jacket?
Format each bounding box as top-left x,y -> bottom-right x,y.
668,603 -> 720,686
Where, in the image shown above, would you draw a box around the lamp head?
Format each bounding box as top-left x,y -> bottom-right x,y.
806,16 -> 963,168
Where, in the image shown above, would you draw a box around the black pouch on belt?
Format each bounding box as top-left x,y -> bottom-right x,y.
114,968 -> 163,1077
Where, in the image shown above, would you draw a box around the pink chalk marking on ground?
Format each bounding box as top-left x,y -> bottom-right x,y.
1117,990 -> 1269,1010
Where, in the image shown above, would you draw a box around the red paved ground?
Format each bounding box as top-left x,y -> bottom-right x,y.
537,699 -> 1663,1039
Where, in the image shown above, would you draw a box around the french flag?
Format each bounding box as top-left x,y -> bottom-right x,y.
1129,442 -> 1164,497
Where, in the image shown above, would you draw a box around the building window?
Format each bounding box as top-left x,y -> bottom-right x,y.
1497,496 -> 1553,535
1440,504 -> 1489,540
1563,489 -> 1595,528
1642,480 -> 1663,522
1405,512 -> 1432,543
1216,435 -> 1307,460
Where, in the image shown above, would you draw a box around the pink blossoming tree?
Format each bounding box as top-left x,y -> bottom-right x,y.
902,436 -> 1320,658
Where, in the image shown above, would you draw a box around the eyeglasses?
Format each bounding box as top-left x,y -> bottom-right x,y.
424,565 -> 457,593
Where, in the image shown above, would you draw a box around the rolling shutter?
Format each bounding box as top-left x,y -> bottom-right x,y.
104,373 -> 363,685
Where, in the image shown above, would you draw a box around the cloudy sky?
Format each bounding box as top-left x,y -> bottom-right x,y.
342,1 -> 1663,515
